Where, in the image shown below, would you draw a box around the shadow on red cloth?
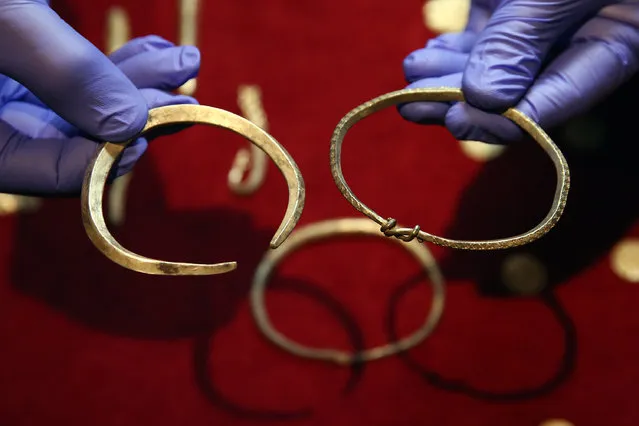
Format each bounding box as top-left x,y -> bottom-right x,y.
11,78 -> 639,415
387,273 -> 577,401
10,77 -> 639,415
436,75 -> 639,296
380,75 -> 639,401
8,141 -> 374,419
193,275 -> 371,421
9,1 -> 639,408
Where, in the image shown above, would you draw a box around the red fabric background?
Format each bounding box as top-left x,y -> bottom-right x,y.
2,1 -> 639,425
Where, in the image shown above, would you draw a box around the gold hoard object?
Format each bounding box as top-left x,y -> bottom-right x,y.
330,87 -> 570,250
250,217 -> 446,365
81,104 -> 305,276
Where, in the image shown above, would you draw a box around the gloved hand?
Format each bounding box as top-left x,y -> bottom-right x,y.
399,0 -> 639,144
0,0 -> 199,195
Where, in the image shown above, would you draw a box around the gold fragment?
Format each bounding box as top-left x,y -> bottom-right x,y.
423,0 -> 470,33
459,140 -> 506,162
105,6 -> 130,55
105,5 -> 133,227
611,238 -> 639,283
178,0 -> 200,95
0,194 -> 41,216
228,84 -> 269,195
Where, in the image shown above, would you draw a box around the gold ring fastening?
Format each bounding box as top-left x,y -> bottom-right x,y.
329,87 -> 570,250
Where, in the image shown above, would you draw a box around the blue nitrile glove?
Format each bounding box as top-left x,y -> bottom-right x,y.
0,0 -> 200,195
399,0 -> 639,144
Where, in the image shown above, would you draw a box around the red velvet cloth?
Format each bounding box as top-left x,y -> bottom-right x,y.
2,1 -> 639,425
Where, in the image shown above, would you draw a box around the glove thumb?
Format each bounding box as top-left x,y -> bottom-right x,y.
0,0 -> 147,141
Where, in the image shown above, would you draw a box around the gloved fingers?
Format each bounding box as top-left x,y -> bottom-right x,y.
404,4 -> 485,83
2,87 -> 197,144
516,10 -> 639,131
15,39 -> 196,108
3,70 -> 48,109
0,120 -> 99,195
13,91 -> 51,110
0,100 -> 76,139
445,9 -> 639,145
462,0 -> 604,112
399,0 -> 488,121
0,1 -> 148,142
116,46 -> 201,90
110,89 -> 200,178
138,88 -> 199,139
0,87 -> 197,195
465,0 -> 497,33
139,88 -> 198,109
397,72 -> 463,124
418,0 -> 492,50
110,88 -> 200,179
108,35 -> 175,65
444,102 -> 523,144
110,138 -> 149,181
403,30 -> 477,83
404,48 -> 469,82
424,31 -> 479,53
0,122 -> 145,195
0,76 -> 31,105
89,88 -> 199,142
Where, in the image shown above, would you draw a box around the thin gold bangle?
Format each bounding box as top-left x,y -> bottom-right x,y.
330,87 -> 570,250
250,217 -> 446,366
